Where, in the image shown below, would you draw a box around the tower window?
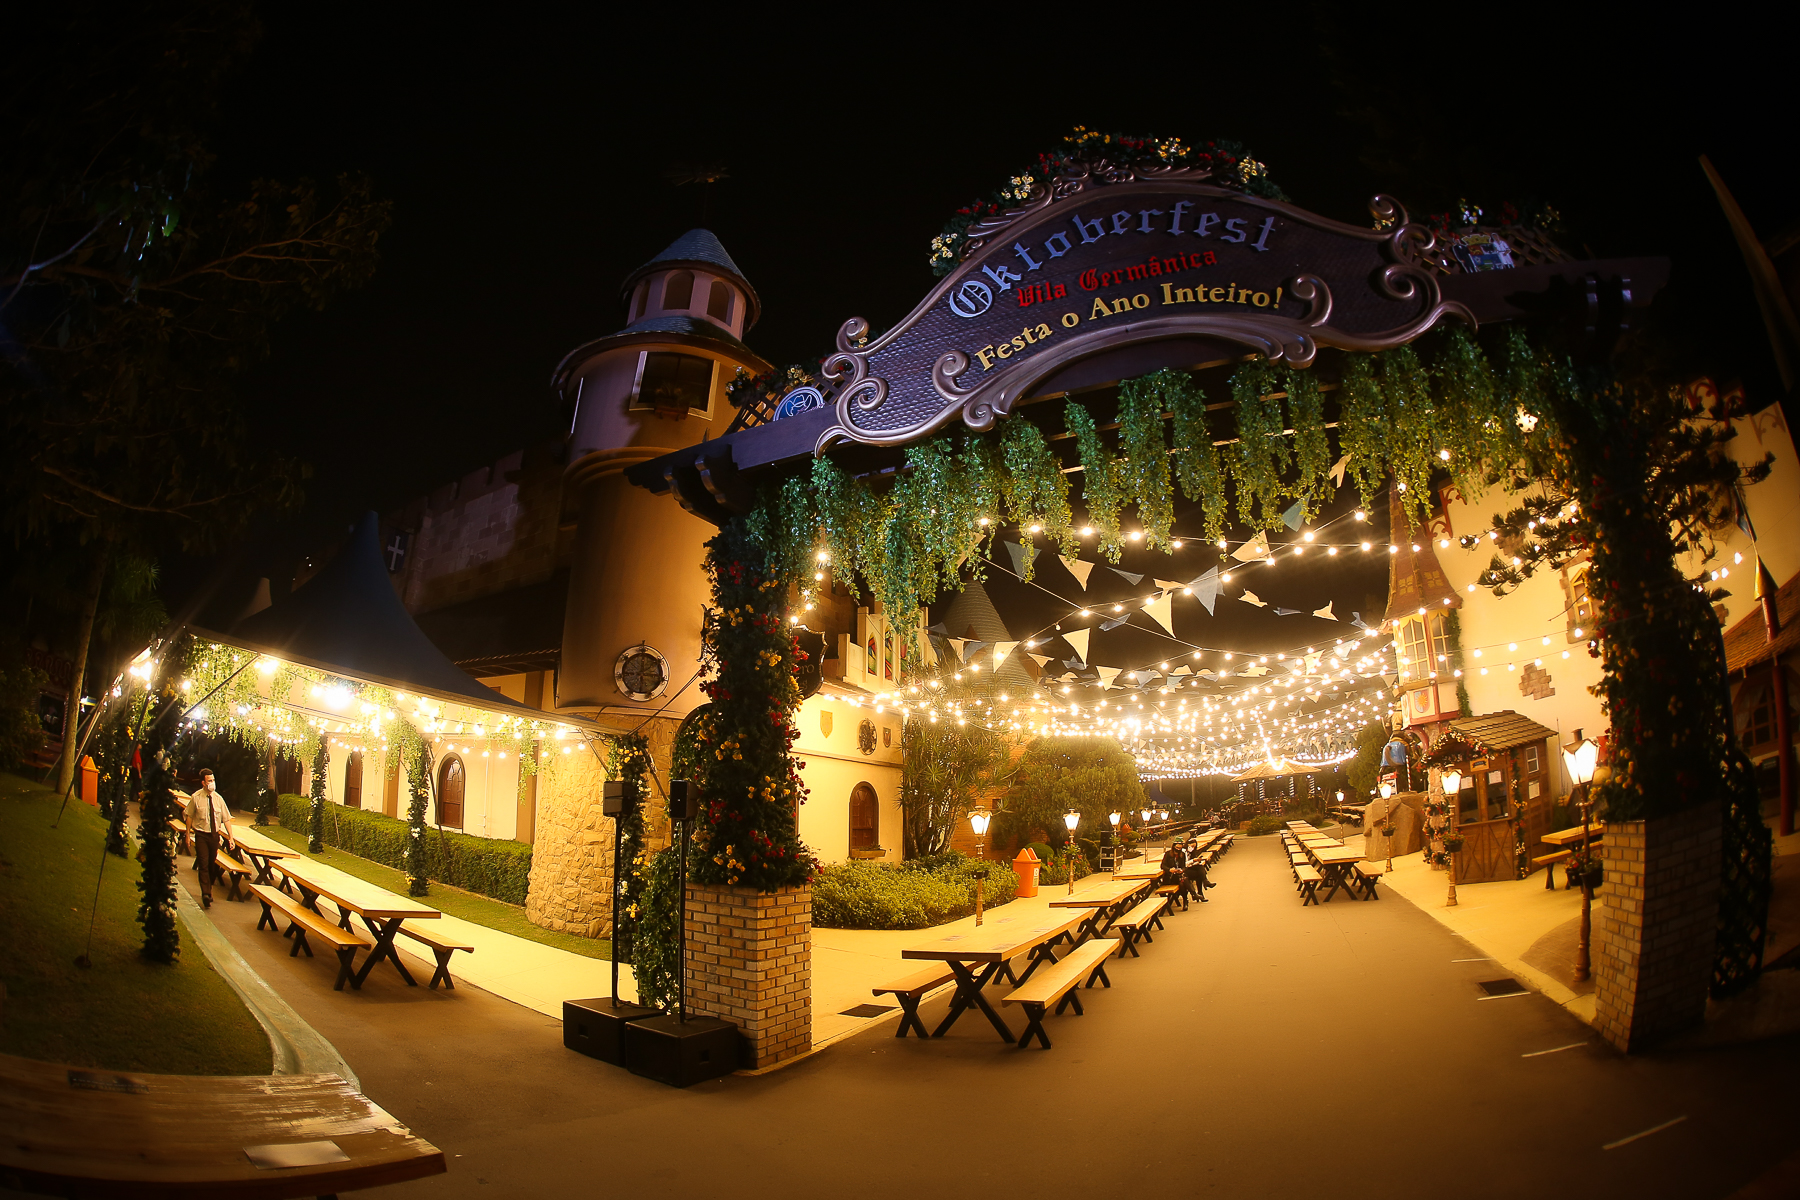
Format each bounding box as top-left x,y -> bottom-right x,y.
662,271 -> 694,311
631,280 -> 650,322
633,352 -> 715,417
707,280 -> 733,322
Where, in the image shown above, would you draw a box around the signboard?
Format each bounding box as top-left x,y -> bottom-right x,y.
813,169 -> 1470,452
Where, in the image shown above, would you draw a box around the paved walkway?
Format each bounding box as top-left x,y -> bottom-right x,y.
198,830 -> 1794,1200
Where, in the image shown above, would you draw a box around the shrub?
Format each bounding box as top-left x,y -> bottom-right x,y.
277,794 -> 532,904
812,852 -> 1019,929
1039,852 -> 1092,887
1246,814 -> 1285,836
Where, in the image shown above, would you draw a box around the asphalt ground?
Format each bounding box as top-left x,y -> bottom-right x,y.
200,833 -> 1795,1200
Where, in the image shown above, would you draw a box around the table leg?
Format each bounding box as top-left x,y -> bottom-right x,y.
1015,942 -> 1059,984
1322,865 -> 1348,902
931,961 -> 1012,1042
350,916 -> 419,989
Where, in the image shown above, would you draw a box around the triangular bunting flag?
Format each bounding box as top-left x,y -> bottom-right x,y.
1188,566 -> 1221,615
1028,653 -> 1053,668
1145,592 -> 1175,635
1240,589 -> 1268,608
994,640 -> 1020,666
1281,500 -> 1305,531
1064,628 -> 1090,662
1095,666 -> 1123,690
1155,578 -> 1183,593
1099,616 -> 1130,631
946,637 -> 968,660
1312,600 -> 1337,621
1329,455 -> 1349,486
1002,541 -> 1032,578
1232,532 -> 1270,562
927,622 -> 947,635
1060,555 -> 1095,589
1273,607 -> 1302,616
1111,567 -> 1144,585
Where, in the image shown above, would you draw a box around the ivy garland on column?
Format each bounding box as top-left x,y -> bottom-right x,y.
691,518 -> 813,890
605,732 -> 651,961
405,738 -> 430,896
307,740 -> 327,853
136,747 -> 181,963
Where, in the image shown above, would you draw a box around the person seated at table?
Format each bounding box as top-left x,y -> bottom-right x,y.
1182,838 -> 1213,903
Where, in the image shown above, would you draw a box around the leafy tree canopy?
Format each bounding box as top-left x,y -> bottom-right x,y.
1000,735 -> 1146,848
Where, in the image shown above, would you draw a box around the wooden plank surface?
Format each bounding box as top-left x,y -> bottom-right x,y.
1049,880 -> 1143,908
1540,825 -> 1602,847
901,910 -> 1085,963
0,1053 -> 444,1199
278,862 -> 440,922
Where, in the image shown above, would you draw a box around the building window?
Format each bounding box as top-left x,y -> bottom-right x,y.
849,782 -> 879,850
883,634 -> 894,680
1398,618 -> 1428,681
661,271 -> 694,311
1524,743 -> 1540,775
343,751 -> 363,809
633,351 -> 714,417
1743,684 -> 1777,749
631,280 -> 649,322
1563,563 -> 1595,641
866,636 -> 877,674
436,756 -> 465,829
707,280 -> 733,322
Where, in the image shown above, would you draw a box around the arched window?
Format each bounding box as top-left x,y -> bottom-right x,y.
343,751 -> 363,809
662,271 -> 694,311
849,782 -> 879,850
706,280 -> 733,321
866,636 -> 877,674
631,279 -> 650,322
883,634 -> 894,680
436,756 -> 465,829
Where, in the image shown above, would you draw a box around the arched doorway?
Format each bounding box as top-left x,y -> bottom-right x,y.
436,755 -> 465,829
848,782 -> 879,852
343,751 -> 363,809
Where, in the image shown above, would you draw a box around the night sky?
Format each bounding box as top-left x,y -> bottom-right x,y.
190,7 -> 1793,680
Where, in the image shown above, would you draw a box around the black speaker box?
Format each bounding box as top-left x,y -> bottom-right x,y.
562,998 -> 658,1065
621,1013 -> 740,1087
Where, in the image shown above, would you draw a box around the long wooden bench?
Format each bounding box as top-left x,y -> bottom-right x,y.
1113,895 -> 1170,956
0,1050 -> 444,1198
211,847 -> 254,903
1295,865 -> 1323,906
399,925 -> 476,990
1353,861 -> 1385,900
249,883 -> 372,991
1002,937 -> 1119,1049
872,964 -> 959,1039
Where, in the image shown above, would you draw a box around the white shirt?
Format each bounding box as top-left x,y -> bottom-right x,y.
185,787 -> 232,837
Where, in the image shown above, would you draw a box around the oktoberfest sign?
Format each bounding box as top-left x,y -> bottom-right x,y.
814,172 -> 1471,452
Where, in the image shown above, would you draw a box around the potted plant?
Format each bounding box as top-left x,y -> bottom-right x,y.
1564,845 -> 1603,891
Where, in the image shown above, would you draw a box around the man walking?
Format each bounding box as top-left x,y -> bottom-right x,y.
185,769 -> 235,909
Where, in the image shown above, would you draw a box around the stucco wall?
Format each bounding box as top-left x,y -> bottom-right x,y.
792,691 -> 904,864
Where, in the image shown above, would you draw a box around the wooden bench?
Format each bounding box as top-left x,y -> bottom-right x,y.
1155,881 -> 1185,911
1002,937 -> 1119,1049
872,964 -> 959,1039
0,1050 -> 444,1198
211,847 -> 254,903
399,925 -> 475,990
1352,861 -> 1385,900
1295,865 -> 1323,906
1533,849 -> 1572,888
249,884 -> 372,991
1113,895 -> 1170,956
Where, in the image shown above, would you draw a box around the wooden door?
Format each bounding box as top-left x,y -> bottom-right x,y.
343,752 -> 363,809
1452,816 -> 1517,884
437,756 -> 465,828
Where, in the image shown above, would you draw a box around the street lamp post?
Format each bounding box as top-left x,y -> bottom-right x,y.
1440,770 -> 1463,908
1062,809 -> 1081,894
1378,781 -> 1396,871
1108,811 -> 1121,874
969,806 -> 992,926
1562,733 -> 1601,983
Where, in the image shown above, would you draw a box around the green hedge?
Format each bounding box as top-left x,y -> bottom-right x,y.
812,852 -> 1019,929
1246,814 -> 1285,836
277,794 -> 532,904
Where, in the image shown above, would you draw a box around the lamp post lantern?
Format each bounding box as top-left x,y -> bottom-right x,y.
1062,809 -> 1081,894
1561,732 -> 1601,982
969,806 -> 992,925
1440,770 -> 1462,907
1377,780 -> 1396,870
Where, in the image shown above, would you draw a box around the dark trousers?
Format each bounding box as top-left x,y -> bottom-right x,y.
194,830 -> 220,901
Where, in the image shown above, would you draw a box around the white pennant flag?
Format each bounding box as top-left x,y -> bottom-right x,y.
1189,566 -> 1221,615
1144,592 -> 1175,635
1064,628 -> 1090,662
1003,541 -> 1032,578
1232,532 -> 1270,562
1111,567 -> 1144,585
1028,653 -> 1053,668
994,640 -> 1020,667
1060,555 -> 1095,589
1329,454 -> 1349,486
1095,666 -> 1123,690
946,637 -> 969,660
1240,589 -> 1268,608
1312,601 -> 1337,621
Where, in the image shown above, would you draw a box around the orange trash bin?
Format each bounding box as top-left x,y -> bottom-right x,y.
1012,848 -> 1042,898
79,756 -> 100,806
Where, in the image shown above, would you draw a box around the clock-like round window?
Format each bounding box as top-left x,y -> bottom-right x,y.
614,643 -> 669,701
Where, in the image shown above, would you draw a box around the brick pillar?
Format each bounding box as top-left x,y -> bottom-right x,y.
685,882 -> 811,1070
1593,802 -> 1721,1052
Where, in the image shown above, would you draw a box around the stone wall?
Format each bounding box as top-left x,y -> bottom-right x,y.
1594,802 -> 1722,1052
525,748 -> 610,937
685,882 -> 811,1070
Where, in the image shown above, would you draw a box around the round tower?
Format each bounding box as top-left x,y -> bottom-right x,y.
551,230 -> 770,720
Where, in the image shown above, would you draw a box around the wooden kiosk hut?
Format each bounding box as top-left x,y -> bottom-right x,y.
1434,710 -> 1559,884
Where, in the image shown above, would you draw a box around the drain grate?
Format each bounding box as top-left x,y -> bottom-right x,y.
840,1004 -> 895,1018
1477,978 -> 1528,998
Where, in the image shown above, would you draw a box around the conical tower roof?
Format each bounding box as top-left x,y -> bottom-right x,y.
620,228 -> 760,330
1384,485 -> 1462,621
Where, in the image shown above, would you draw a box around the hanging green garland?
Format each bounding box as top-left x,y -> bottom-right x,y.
1167,370 -> 1229,543
307,740 -> 327,852
1064,402 -> 1126,559
605,731 -> 652,960
405,739 -> 430,896
1116,374 -> 1175,549
1228,362 -> 1290,528
998,418 -> 1075,567
136,747 -> 181,963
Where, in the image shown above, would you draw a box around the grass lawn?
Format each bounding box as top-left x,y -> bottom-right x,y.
0,772 -> 271,1075
252,823 -> 612,961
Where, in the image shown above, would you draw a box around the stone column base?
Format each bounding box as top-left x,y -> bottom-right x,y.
1594,802 -> 1721,1052
685,882 -> 811,1069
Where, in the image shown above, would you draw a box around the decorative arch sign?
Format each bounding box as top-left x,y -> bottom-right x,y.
815,165 -> 1472,453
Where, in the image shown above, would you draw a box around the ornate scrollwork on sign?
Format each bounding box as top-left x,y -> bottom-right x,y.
813,185 -> 1474,456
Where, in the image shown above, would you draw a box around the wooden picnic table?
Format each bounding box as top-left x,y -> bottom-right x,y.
277,861 -> 441,990
1541,824 -> 1603,847
1310,845 -> 1366,901
231,827 -> 303,888
901,910 -> 1088,1042
1049,879 -> 1149,939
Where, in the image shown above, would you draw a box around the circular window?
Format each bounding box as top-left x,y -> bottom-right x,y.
614,643 -> 670,701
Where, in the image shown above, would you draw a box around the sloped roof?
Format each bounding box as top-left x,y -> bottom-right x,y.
1447,709 -> 1558,750
1231,757 -> 1323,781
937,579 -> 1036,692
1722,569 -> 1800,674
1385,483 -> 1462,621
206,513 -> 593,726
620,229 -> 762,331
550,314 -> 771,397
